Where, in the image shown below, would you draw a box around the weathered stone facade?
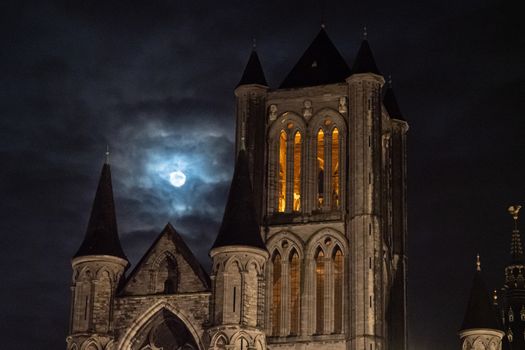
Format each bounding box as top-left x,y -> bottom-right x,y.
67,28 -> 409,350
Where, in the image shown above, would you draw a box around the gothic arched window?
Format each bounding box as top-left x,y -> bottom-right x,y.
333,248 -> 344,333
331,128 -> 340,209
289,249 -> 300,335
293,132 -> 302,212
278,131 -> 287,212
315,248 -> 325,334
272,252 -> 282,336
316,129 -> 325,208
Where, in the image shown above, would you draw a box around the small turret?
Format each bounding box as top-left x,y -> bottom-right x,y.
458,255 -> 504,350
208,150 -> 269,350
67,156 -> 128,350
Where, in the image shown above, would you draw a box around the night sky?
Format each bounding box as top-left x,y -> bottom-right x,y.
1,1 -> 524,349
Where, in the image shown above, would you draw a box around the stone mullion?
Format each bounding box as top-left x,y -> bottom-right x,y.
281,260 -> 290,335
324,131 -> 333,211
285,132 -> 294,213
299,256 -> 309,337
267,140 -> 277,215
306,131 -> 316,214
324,256 -> 333,334
300,130 -> 308,214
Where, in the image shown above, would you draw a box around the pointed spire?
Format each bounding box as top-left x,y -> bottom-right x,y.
105,144 -> 110,164
211,150 -> 265,250
383,78 -> 404,120
351,36 -> 381,75
74,161 -> 127,260
508,205 -> 524,264
237,47 -> 267,88
280,28 -> 351,89
460,256 -> 500,331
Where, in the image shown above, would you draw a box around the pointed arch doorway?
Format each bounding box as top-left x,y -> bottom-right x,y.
131,309 -> 198,350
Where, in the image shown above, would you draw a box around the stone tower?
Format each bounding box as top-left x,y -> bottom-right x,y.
458,256 -> 504,350
238,28 -> 408,350
67,160 -> 129,350
208,150 -> 269,350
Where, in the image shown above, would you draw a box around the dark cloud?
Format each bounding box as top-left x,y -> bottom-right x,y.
1,1 -> 524,349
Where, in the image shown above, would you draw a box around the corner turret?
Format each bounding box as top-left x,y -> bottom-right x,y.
208,150 -> 269,350
459,255 -> 504,350
67,156 -> 128,350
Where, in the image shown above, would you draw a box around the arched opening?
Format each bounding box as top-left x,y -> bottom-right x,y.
315,248 -> 325,334
293,131 -> 302,211
289,249 -> 300,335
331,128 -> 340,209
156,256 -> 178,294
278,130 -> 287,212
316,129 -> 325,208
235,337 -> 249,350
272,252 -> 282,336
333,248 -> 344,333
131,309 -> 198,350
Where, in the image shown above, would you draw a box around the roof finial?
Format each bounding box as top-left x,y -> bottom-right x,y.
508,205 -> 521,231
252,37 -> 257,50
105,144 -> 110,164
388,74 -> 393,87
320,0 -> 326,29
476,253 -> 481,271
363,26 -> 368,40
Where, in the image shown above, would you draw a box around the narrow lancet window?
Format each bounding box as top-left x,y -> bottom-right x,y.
289,250 -> 300,335
316,129 -> 325,208
293,132 -> 301,211
333,249 -> 343,333
315,248 -> 325,334
278,131 -> 287,212
331,128 -> 340,209
272,252 -> 282,336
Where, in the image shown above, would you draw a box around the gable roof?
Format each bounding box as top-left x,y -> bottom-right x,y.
237,50 -> 268,87
122,223 -> 210,293
279,28 -> 351,89
74,163 -> 127,260
351,39 -> 381,75
211,150 -> 266,250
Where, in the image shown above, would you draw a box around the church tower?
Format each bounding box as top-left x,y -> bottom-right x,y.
500,206 -> 525,350
67,159 -> 129,350
208,150 -> 269,350
237,27 -> 408,350
458,256 -> 505,350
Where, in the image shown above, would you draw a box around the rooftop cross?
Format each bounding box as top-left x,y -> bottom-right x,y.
476,253 -> 481,271
105,144 -> 110,164
363,26 -> 368,40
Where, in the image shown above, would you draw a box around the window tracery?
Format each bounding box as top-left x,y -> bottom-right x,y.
315,248 -> 325,334
289,250 -> 300,335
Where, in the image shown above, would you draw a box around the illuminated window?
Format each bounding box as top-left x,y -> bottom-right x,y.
278,131 -> 287,212
293,132 -> 301,211
315,249 -> 325,334
289,250 -> 300,335
317,129 -> 325,208
331,128 -> 340,209
333,248 -> 343,333
272,252 -> 282,336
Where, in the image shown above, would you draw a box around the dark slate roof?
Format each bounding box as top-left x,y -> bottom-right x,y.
237,50 -> 267,87
461,269 -> 499,331
211,150 -> 266,250
383,87 -> 404,120
74,163 -> 127,260
351,39 -> 381,75
122,223 -> 210,292
510,229 -> 524,265
279,28 -> 351,89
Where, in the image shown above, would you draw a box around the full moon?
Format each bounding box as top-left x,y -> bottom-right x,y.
169,170 -> 186,187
